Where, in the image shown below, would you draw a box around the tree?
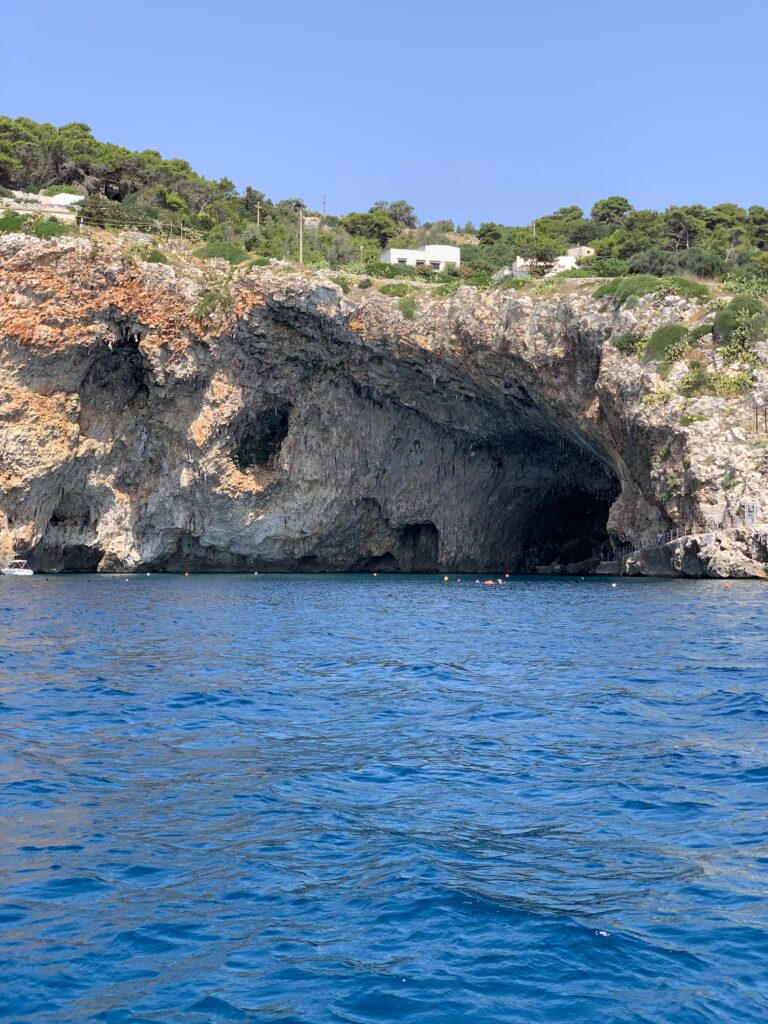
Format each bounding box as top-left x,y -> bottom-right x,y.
477,222 -> 504,245
593,209 -> 665,259
518,237 -> 561,275
590,195 -> 633,224
370,199 -> 417,228
664,208 -> 700,250
748,206 -> 768,250
341,209 -> 398,247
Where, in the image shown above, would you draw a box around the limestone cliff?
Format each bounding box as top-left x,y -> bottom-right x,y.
1,234 -> 766,576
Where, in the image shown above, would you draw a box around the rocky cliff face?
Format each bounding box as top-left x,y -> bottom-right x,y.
1,234 -> 766,576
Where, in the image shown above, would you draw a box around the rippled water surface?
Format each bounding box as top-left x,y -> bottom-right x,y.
1,574 -> 767,1023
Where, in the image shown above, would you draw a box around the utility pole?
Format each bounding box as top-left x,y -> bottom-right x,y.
321,193 -> 327,217
256,201 -> 261,227
532,219 -> 536,239
294,200 -> 305,265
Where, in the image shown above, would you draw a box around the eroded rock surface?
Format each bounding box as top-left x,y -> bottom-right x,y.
1,234 -> 766,575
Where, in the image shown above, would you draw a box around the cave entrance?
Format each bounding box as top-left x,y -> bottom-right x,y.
231,402 -> 291,471
474,428 -> 622,574
520,486 -> 618,571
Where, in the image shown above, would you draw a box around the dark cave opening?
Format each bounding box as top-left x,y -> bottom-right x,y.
476,430 -> 622,574
520,487 -> 619,570
231,403 -> 291,470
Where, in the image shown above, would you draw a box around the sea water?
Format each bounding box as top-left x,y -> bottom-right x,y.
0,574 -> 766,1023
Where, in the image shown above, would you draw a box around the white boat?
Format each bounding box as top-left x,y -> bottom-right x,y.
1,557 -> 34,576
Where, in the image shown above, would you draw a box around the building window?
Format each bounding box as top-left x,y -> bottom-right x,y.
430,262 -> 441,270
415,260 -> 425,266
397,258 -> 407,264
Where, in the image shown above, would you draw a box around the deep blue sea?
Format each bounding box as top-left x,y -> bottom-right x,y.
1,574 -> 767,1023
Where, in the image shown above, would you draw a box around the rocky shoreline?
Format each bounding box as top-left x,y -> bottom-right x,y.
1,234 -> 766,577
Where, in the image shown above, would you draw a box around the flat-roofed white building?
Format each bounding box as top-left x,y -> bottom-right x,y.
380,243 -> 460,271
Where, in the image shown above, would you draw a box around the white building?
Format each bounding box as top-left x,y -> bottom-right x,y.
380,243 -> 460,272
504,245 -> 595,279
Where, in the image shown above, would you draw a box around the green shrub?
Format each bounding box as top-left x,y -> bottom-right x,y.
495,275 -> 525,290
31,217 -> 71,239
712,295 -> 764,347
721,274 -> 768,301
578,257 -> 630,277
380,283 -> 410,297
679,413 -> 706,426
594,274 -> 708,305
629,247 -> 723,279
358,277 -> 373,289
364,261 -> 416,279
0,211 -> 23,233
332,275 -> 351,294
612,331 -> 646,354
594,274 -> 661,303
680,361 -> 710,396
247,256 -> 271,268
708,371 -> 754,397
193,282 -> 233,321
193,240 -> 247,265
463,269 -> 492,288
657,275 -> 709,300
144,248 -> 168,264
687,323 -> 713,344
643,323 -> 689,363
399,296 -> 417,319
434,280 -> 462,297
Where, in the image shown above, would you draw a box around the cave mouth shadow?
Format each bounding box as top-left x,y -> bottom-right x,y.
519,485 -> 620,571
478,430 -> 623,574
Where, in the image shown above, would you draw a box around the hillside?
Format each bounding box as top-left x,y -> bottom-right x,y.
4,116 -> 768,285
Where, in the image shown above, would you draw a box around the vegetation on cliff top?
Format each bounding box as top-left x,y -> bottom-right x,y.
4,116 -> 768,292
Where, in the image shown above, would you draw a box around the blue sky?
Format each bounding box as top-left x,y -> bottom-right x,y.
2,0 -> 765,225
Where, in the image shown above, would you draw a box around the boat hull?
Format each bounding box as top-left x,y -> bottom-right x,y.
1,568 -> 34,576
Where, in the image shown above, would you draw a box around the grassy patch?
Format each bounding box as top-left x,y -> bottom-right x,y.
30,217 -> 71,239
679,412 -> 706,426
0,211 -> 23,233
594,274 -> 709,305
399,296 -> 417,320
379,283 -> 411,298
144,248 -> 168,264
657,275 -> 709,300
594,275 -> 662,304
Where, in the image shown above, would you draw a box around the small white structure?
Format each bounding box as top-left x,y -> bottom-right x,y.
380,243 -> 460,271
503,245 -> 596,279
48,192 -> 84,206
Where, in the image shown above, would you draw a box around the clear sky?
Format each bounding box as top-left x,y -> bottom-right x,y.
2,0 -> 765,225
